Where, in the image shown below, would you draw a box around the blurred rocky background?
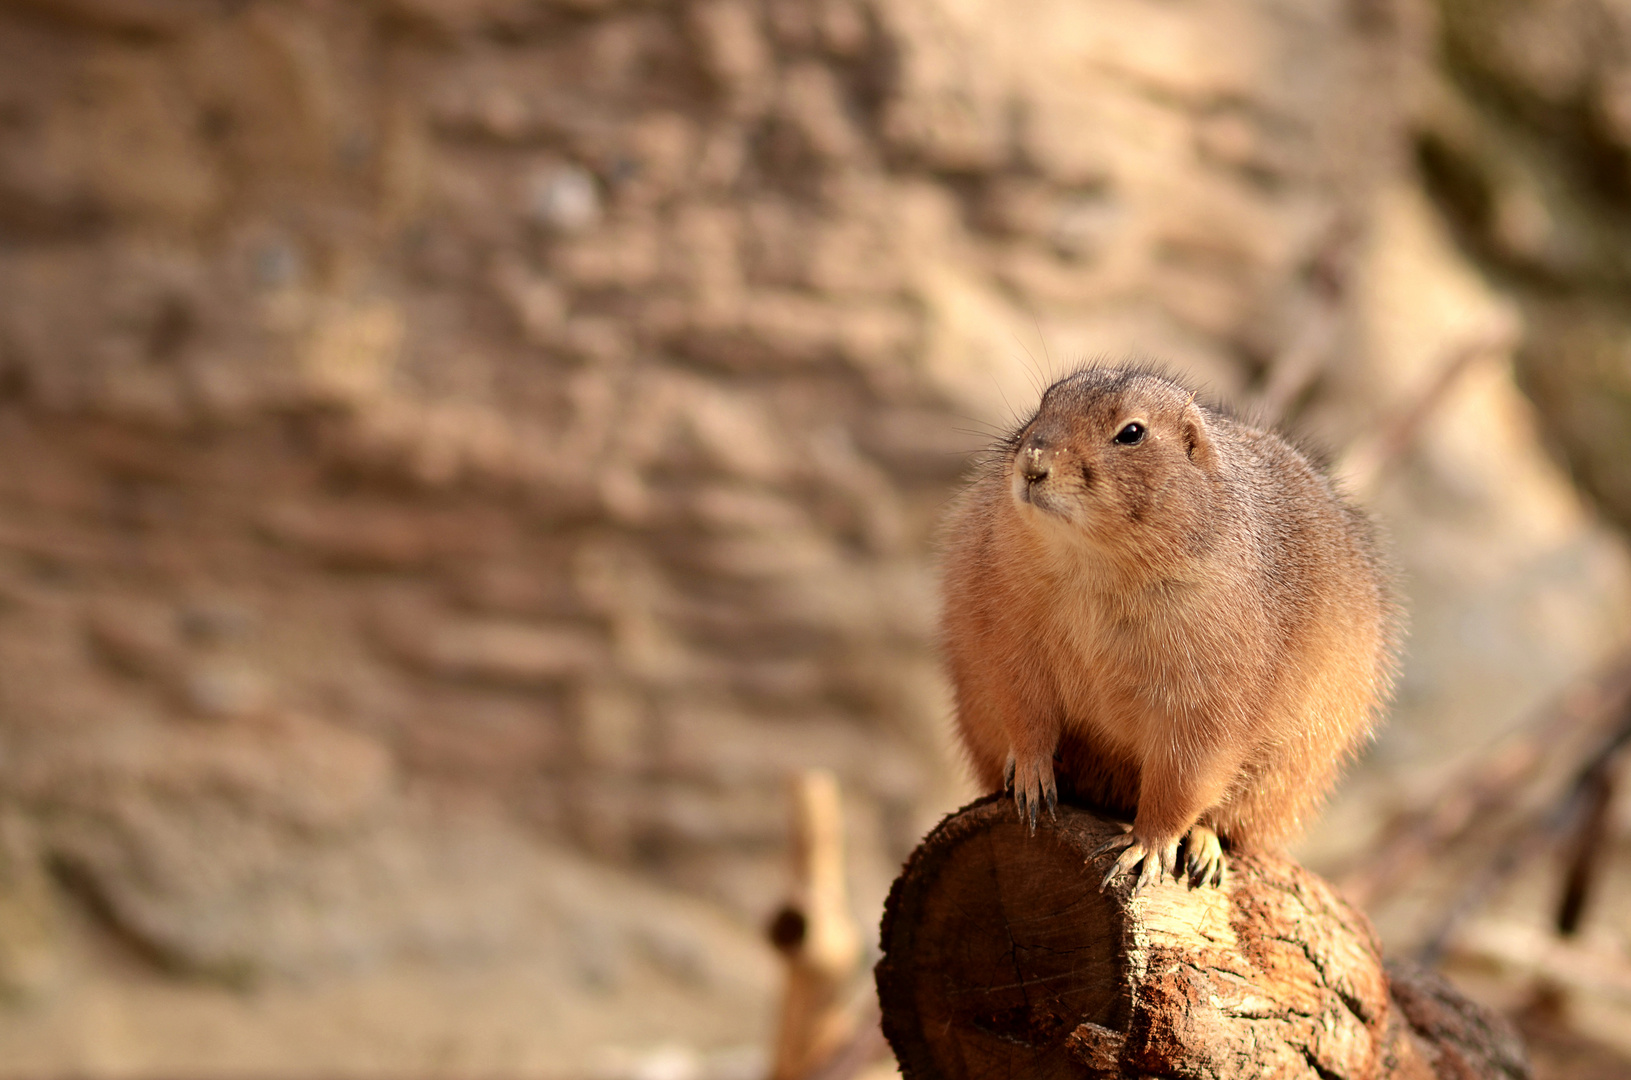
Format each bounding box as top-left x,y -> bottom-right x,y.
0,0 -> 1628,1076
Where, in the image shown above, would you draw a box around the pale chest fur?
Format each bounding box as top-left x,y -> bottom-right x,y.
1016,528 -> 1270,757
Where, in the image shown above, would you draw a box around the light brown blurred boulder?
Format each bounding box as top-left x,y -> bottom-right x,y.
1424,0 -> 1631,538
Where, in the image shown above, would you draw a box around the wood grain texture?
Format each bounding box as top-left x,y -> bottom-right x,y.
876,797 -> 1530,1079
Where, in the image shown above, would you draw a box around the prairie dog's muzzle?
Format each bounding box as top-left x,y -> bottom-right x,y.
1019,441 -> 1054,485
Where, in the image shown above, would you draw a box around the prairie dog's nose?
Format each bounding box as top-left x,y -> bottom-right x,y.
1021,443 -> 1053,483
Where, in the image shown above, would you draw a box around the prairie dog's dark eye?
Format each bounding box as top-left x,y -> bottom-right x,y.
1113,422 -> 1146,446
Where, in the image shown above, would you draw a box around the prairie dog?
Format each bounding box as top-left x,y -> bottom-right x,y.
940,367 -> 1400,889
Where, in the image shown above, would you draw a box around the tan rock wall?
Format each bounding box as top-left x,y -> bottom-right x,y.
5,0 -> 1617,1073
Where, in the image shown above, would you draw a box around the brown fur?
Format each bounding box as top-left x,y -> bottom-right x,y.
940,367 -> 1401,884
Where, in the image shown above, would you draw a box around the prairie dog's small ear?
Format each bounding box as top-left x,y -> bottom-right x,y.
1181,400 -> 1216,471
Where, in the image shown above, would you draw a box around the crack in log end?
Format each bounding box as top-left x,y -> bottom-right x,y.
967,1004 -> 1069,1049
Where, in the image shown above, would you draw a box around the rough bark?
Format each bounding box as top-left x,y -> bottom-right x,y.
875,796 -> 1530,1080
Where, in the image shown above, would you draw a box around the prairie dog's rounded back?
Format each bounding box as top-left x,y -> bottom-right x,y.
940,367 -> 1399,882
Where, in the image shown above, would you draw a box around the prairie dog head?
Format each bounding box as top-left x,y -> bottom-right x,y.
1005,369 -> 1221,556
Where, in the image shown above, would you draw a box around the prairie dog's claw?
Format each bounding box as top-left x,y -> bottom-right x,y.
1007,750 -> 1057,834
1090,829 -> 1133,860
1182,825 -> 1226,888
1093,830 -> 1181,892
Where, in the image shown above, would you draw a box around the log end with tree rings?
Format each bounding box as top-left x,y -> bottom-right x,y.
875,796 -> 1530,1080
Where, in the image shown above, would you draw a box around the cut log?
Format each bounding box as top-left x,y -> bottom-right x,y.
875,797 -> 1530,1080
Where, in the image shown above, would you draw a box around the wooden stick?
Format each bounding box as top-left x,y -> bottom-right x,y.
1417,691 -> 1631,965
768,770 -> 864,1080
801,1003 -> 887,1080
1339,325 -> 1516,499
1336,654 -> 1631,909
1254,304 -> 1338,426
1554,753 -> 1621,937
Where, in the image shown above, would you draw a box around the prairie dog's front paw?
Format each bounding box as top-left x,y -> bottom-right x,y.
1004,750 -> 1057,832
1092,829 -> 1181,892
1182,825 -> 1226,888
